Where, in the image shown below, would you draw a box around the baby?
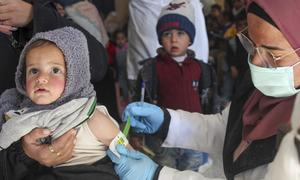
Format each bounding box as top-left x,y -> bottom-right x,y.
0,27 -> 128,168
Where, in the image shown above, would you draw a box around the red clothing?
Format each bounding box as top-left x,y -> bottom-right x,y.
156,53 -> 202,113
106,41 -> 116,66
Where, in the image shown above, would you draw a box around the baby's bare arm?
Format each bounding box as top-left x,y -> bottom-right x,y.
87,109 -> 120,146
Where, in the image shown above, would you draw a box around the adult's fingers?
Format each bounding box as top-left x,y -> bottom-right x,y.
22,128 -> 54,166
123,102 -> 148,120
50,139 -> 75,164
116,144 -> 142,159
0,24 -> 13,35
130,118 -> 147,131
123,106 -> 148,131
0,4 -> 12,14
0,12 -> 10,22
0,0 -> 32,27
107,145 -> 142,165
51,129 -> 76,156
107,149 -> 121,164
0,0 -> 8,6
23,128 -> 51,144
39,130 -> 76,166
130,106 -> 153,117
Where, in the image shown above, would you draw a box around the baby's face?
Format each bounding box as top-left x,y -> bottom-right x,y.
25,43 -> 66,105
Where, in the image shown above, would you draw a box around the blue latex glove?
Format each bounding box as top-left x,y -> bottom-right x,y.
123,102 -> 164,134
107,144 -> 158,180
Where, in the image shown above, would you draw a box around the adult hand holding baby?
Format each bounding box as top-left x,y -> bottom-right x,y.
22,128 -> 76,167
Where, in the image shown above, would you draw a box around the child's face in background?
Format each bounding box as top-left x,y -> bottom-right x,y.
53,2 -> 65,17
116,32 -> 127,48
161,29 -> 190,57
25,43 -> 66,105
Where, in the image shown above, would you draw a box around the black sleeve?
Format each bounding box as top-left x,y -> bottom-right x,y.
132,71 -> 143,102
225,40 -> 235,67
0,141 -> 38,180
198,60 -> 213,90
32,0 -> 108,83
152,165 -> 163,180
0,34 -> 19,94
153,108 -> 171,140
1,141 -> 118,180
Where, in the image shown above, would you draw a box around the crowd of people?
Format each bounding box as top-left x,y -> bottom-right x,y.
0,0 -> 300,179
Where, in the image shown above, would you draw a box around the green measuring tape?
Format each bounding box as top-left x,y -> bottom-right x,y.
122,116 -> 131,137
116,116 -> 131,145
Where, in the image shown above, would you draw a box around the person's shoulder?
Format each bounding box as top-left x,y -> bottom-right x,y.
139,56 -> 157,67
190,57 -> 206,67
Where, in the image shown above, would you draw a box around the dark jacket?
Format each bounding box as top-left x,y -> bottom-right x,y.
0,34 -> 19,94
133,49 -> 221,114
0,141 -> 117,180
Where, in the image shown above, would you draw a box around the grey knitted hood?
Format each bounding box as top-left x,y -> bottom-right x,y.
15,26 -> 95,112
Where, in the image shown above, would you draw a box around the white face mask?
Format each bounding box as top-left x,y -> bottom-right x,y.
248,55 -> 300,97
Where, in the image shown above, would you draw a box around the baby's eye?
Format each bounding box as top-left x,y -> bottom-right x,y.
52,67 -> 62,74
28,68 -> 38,75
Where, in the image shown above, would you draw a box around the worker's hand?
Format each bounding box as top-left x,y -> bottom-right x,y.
22,128 -> 76,167
123,102 -> 164,134
0,0 -> 33,28
0,24 -> 16,35
107,144 -> 158,180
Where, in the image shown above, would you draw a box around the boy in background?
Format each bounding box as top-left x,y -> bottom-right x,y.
132,0 -> 217,172
115,29 -> 129,103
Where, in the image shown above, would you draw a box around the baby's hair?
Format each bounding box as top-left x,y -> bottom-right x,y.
25,40 -> 56,57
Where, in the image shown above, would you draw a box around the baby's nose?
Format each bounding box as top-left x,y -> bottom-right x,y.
36,77 -> 48,84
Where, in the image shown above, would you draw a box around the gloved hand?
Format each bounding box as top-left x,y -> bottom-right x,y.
123,102 -> 164,134
107,144 -> 158,180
